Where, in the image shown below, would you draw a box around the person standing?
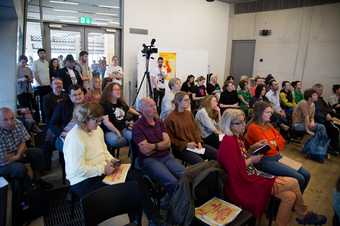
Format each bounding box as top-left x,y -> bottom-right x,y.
17,55 -> 34,110
76,51 -> 93,91
104,56 -> 123,85
56,54 -> 83,93
150,57 -> 166,112
32,48 -> 51,122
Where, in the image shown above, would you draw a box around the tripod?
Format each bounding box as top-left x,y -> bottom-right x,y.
133,39 -> 158,106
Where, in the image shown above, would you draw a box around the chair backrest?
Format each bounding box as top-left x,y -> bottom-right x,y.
81,181 -> 143,226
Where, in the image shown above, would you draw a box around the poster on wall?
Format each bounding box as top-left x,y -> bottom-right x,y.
159,51 -> 176,80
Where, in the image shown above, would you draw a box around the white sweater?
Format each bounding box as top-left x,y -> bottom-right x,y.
63,125 -> 114,185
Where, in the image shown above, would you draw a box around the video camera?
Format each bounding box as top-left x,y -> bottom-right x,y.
141,39 -> 158,58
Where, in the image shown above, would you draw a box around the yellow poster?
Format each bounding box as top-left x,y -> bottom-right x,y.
159,52 -> 176,80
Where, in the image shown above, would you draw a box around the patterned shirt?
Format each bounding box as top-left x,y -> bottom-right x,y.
0,120 -> 30,166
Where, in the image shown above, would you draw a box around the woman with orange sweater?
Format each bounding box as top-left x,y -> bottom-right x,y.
246,101 -> 310,192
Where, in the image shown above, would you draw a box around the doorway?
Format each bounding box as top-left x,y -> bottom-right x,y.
44,23 -> 120,73
230,40 -> 256,83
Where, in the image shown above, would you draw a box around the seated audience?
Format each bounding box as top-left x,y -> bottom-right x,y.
218,108 -> 327,226
249,84 -> 268,108
100,82 -> 139,148
313,83 -> 340,154
49,58 -> 60,81
192,76 -> 207,110
0,107 -> 50,221
133,97 -> 185,195
43,78 -> 67,122
181,74 -> 196,109
219,81 -> 239,113
160,78 -> 181,120
16,107 -> 42,134
329,84 -> 340,119
49,84 -> 85,151
237,80 -> 251,115
225,75 -> 235,84
206,74 -> 221,98
165,92 -> 217,164
265,79 -> 289,132
292,81 -> 304,104
56,54 -> 83,92
63,103 -> 161,226
195,95 -> 221,149
248,76 -> 256,96
280,81 -> 296,119
85,76 -> 102,103
17,55 -> 34,110
246,101 -> 310,192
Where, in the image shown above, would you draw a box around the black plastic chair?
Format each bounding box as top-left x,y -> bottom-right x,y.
265,196 -> 281,226
81,181 -> 141,226
334,211 -> 340,226
192,169 -> 254,226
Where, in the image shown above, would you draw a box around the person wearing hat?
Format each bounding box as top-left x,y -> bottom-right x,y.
56,54 -> 83,92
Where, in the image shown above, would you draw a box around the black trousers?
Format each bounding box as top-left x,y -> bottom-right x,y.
153,88 -> 165,113
71,169 -> 159,223
203,133 -> 220,149
34,86 -> 51,123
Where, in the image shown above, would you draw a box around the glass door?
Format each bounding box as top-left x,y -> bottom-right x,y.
85,27 -> 120,76
45,24 -> 84,62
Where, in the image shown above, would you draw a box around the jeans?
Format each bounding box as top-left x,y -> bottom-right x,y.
142,154 -> 185,194
173,145 -> 217,165
105,128 -> 132,148
255,154 -> 311,192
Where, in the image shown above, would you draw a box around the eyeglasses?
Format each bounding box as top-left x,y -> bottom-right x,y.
90,118 -> 103,124
231,121 -> 245,126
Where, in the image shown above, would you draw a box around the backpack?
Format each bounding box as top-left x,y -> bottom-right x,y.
167,160 -> 226,226
302,123 -> 330,161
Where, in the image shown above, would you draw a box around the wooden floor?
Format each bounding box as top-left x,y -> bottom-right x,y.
280,141 -> 340,226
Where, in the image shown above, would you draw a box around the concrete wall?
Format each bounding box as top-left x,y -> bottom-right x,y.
0,0 -> 21,109
226,3 -> 340,96
123,0 -> 230,102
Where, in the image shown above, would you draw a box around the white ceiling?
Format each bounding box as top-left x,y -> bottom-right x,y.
27,0 -> 121,27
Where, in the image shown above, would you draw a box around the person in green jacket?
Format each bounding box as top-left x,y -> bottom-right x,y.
292,81 -> 304,104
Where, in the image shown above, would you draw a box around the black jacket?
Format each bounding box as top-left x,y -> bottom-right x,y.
48,99 -> 74,137
56,67 -> 83,92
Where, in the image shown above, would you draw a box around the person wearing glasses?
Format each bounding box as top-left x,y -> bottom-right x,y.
63,103 -> 161,226
218,108 -> 327,226
246,101 -> 310,192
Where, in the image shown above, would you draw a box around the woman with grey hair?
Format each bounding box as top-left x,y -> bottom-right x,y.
160,77 -> 181,120
217,109 -> 326,226
63,102 -> 161,225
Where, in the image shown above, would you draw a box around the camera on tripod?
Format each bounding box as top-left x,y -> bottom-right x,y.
141,39 -> 158,58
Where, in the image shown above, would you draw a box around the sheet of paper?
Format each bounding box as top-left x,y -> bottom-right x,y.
278,156 -> 302,171
219,134 -> 224,142
187,148 -> 205,155
102,164 -> 131,185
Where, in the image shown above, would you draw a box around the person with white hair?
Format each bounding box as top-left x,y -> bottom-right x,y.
133,97 -> 185,195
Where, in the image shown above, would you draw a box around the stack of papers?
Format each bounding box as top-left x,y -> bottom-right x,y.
102,164 -> 131,185
195,197 -> 242,226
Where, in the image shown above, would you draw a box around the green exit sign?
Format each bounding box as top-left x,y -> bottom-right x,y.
80,16 -> 92,25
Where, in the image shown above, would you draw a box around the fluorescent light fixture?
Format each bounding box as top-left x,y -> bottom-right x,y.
59,19 -> 77,23
57,15 -> 77,19
53,9 -> 79,13
109,21 -> 120,25
50,0 -> 79,5
95,12 -> 118,17
105,29 -> 116,33
93,22 -> 108,26
97,4 -> 120,9
49,24 -> 63,28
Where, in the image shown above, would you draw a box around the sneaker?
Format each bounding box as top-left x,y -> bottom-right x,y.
296,211 -> 327,225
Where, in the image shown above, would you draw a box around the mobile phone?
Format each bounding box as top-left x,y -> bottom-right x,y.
252,144 -> 271,155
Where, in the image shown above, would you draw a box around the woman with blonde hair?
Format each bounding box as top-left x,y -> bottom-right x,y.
165,91 -> 217,164
218,108 -> 326,226
195,95 -> 221,148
